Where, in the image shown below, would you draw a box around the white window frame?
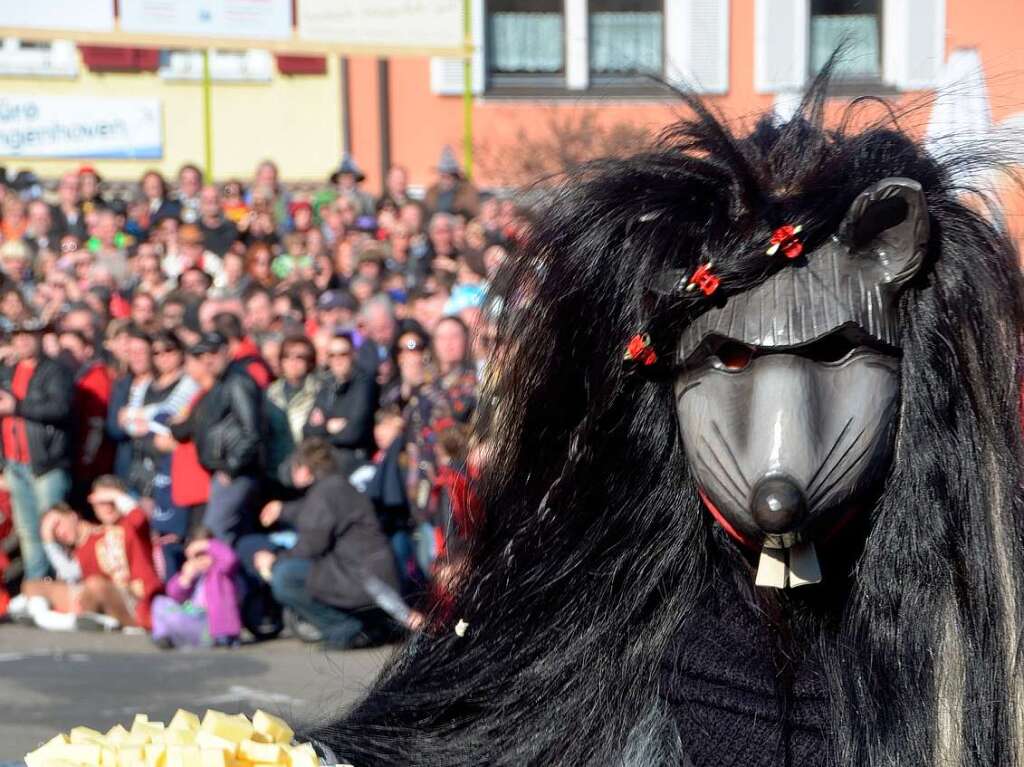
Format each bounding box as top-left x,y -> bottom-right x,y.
158,49 -> 273,83
0,38 -> 78,78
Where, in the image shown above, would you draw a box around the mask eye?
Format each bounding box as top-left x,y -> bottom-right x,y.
711,340 -> 754,371
798,332 -> 859,364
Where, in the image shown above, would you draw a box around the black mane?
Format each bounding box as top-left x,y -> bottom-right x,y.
313,74 -> 1024,766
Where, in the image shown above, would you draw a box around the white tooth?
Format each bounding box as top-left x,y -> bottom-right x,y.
755,545 -> 788,588
788,541 -> 823,587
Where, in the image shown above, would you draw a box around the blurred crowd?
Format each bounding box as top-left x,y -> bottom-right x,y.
0,147 -> 521,650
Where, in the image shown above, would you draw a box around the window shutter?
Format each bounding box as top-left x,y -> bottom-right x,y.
665,0 -> 730,94
565,0 -> 588,90
430,0 -> 484,95
276,54 -> 327,76
80,46 -> 160,72
883,0 -> 945,90
754,0 -> 808,93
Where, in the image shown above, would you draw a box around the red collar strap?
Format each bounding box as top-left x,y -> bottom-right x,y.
698,487 -> 864,551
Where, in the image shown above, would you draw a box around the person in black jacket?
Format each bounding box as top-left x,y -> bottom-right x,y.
255,438 -> 407,649
0,321 -> 74,580
170,331 -> 263,545
303,332 -> 376,474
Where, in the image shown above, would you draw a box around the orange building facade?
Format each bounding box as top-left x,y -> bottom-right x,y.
344,0 -> 1024,194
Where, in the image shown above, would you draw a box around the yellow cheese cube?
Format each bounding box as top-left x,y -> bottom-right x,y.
169,710 -> 201,732
144,743 -> 167,767
162,729 -> 197,746
166,745 -> 200,767
200,749 -> 228,767
133,722 -> 168,744
71,726 -> 106,745
285,744 -> 318,767
101,747 -> 119,767
237,739 -> 284,764
117,747 -> 146,767
196,730 -> 238,757
249,732 -> 273,744
53,743 -> 103,764
107,725 -> 131,743
201,711 -> 253,743
133,714 -> 150,726
252,711 -> 293,745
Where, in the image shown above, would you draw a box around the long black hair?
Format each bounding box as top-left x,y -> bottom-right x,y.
313,74 -> 1024,766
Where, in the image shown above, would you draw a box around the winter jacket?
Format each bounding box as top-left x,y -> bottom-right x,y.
0,356 -> 74,475
303,372 -> 377,459
265,376 -> 320,478
278,473 -> 400,611
172,371 -> 263,478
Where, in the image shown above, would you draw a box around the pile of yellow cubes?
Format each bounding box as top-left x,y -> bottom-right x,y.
23,709 -> 348,767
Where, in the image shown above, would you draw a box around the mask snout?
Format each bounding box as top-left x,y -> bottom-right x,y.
750,474 -> 806,534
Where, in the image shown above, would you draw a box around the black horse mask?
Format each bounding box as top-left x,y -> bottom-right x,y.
675,178 -> 928,586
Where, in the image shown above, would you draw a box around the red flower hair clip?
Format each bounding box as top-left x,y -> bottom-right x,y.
624,333 -> 657,366
685,262 -> 720,296
767,224 -> 804,259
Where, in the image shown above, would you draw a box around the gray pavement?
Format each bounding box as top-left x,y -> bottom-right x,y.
0,624 -> 391,762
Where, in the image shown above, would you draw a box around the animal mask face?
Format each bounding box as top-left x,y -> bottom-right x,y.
674,178 -> 929,587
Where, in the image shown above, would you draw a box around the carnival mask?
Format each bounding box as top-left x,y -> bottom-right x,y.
674,178 -> 929,587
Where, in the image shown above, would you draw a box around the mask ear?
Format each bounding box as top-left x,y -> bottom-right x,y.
840,177 -> 929,288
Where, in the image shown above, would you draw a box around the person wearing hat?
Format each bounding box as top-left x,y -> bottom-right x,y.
316,289 -> 357,336
329,154 -> 375,218
170,331 -> 264,545
424,145 -> 480,219
0,319 -> 74,581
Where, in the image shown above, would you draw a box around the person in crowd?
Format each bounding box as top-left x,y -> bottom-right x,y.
355,294 -> 399,380
242,286 -> 275,341
158,292 -> 190,331
176,164 -> 204,224
151,527 -> 242,649
77,165 -> 105,214
246,242 -> 276,289
221,180 -> 249,224
170,332 -> 263,545
212,311 -> 273,389
381,328 -> 430,411
52,171 -> 85,239
0,320 -> 74,581
138,330 -> 198,578
139,170 -> 182,228
303,331 -> 376,473
74,476 -> 162,629
212,246 -> 253,300
133,242 -> 172,301
329,155 -> 375,217
265,334 -> 320,482
424,146 -> 480,219
56,328 -> 114,499
254,438 -> 407,649
106,327 -> 153,489
199,185 -> 238,256
23,199 -> 59,256
378,165 -> 415,212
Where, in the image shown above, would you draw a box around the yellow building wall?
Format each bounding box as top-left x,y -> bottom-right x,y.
0,53 -> 344,183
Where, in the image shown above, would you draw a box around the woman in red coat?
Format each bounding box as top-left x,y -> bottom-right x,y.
75,476 -> 162,629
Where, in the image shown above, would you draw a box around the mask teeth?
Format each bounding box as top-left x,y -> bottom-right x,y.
754,541 -> 822,589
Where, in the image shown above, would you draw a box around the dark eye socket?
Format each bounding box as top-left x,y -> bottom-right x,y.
797,333 -> 859,364
710,340 -> 754,371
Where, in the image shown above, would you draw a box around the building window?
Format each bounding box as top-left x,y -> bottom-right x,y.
589,0 -> 663,80
809,0 -> 882,81
0,38 -> 78,78
487,0 -> 564,81
158,49 -> 273,82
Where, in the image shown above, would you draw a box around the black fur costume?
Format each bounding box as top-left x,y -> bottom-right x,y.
311,74 -> 1024,766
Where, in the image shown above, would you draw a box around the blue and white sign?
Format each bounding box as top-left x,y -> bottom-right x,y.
0,94 -> 162,159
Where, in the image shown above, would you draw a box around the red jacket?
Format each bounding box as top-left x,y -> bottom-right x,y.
76,507 -> 162,629
73,361 -> 114,482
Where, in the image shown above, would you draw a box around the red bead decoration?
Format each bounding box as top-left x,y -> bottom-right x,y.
689,263 -> 721,296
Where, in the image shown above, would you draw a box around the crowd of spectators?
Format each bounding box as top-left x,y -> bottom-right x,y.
0,146 -> 518,650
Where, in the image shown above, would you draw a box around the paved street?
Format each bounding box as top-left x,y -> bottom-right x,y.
0,624 -> 391,762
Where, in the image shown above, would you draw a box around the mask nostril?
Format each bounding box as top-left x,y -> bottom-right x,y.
751,475 -> 807,534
